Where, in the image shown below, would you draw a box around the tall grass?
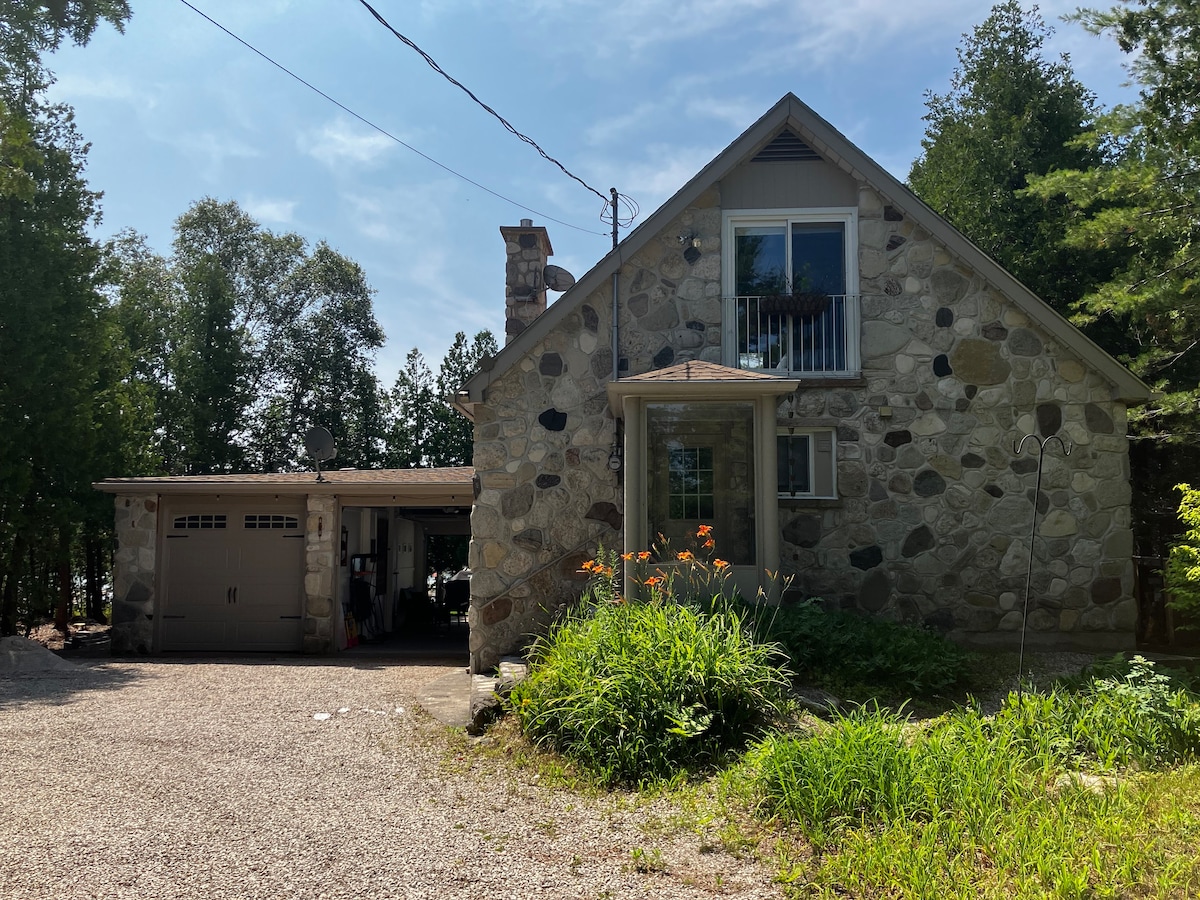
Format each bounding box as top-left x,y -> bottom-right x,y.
751,659 -> 1200,896
510,599 -> 792,786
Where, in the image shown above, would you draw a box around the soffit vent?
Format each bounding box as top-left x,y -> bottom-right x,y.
752,129 -> 821,163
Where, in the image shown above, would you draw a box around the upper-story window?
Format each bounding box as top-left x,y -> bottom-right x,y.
723,209 -> 859,377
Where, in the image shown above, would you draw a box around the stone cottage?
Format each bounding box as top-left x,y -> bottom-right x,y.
456,93 -> 1152,673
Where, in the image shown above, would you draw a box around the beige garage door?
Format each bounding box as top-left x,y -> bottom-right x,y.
160,497 -> 306,652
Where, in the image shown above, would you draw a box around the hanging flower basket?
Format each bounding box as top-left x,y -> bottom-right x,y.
758,291 -> 831,318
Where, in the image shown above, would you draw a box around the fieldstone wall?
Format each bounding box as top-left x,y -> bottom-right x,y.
111,493 -> 157,654
776,186 -> 1135,649
303,494 -> 336,653
469,182 -> 1137,670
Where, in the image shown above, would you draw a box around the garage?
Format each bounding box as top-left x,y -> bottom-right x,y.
159,496 -> 306,651
96,468 -> 476,655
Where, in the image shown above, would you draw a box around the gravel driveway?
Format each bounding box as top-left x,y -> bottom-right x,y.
0,658 -> 781,899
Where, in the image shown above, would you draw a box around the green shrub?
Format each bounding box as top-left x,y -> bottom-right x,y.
1165,483 -> 1200,620
510,599 -> 793,786
749,599 -> 970,698
1000,656 -> 1200,770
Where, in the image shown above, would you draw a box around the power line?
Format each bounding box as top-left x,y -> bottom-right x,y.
354,0 -> 608,203
352,0 -> 639,235
176,0 -> 608,237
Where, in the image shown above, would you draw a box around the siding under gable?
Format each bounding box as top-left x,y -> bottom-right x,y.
721,156 -> 858,209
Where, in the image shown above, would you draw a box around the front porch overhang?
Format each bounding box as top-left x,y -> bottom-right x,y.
607,363 -> 799,600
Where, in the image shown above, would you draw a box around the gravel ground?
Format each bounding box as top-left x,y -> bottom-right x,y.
0,658 -> 782,900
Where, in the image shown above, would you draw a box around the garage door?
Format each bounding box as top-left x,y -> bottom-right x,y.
160,497 -> 306,651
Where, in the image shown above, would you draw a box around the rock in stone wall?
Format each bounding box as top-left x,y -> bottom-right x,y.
775,187 -> 1135,650
111,494 -> 157,654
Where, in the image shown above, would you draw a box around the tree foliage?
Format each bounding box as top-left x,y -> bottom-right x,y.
0,2 -> 130,198
1026,0 -> 1200,439
107,199 -> 389,475
908,1 -> 1112,314
0,105 -> 124,632
384,330 -> 496,468
1165,483 -> 1200,621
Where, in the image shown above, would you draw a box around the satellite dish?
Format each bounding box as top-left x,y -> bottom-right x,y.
543,264 -> 576,292
304,426 -> 337,482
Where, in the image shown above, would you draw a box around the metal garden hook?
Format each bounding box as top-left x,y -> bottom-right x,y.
1012,433 -> 1072,697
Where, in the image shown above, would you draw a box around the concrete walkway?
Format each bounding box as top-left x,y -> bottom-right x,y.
416,657 -> 529,728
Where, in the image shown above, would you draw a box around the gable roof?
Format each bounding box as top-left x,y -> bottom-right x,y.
465,93 -> 1152,405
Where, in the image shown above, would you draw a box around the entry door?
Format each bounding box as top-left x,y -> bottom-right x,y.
160,499 -> 305,651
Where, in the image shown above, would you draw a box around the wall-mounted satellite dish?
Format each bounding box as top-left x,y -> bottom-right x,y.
304,426 -> 337,482
543,264 -> 576,292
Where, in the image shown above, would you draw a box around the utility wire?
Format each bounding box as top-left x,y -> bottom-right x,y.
354,0 -> 608,203
177,0 -> 608,237
353,0 -> 638,234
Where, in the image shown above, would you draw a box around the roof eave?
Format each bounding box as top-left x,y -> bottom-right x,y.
92,479 -> 474,501
466,92 -> 1153,406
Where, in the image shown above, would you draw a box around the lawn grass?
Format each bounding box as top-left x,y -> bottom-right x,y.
488,546 -> 1200,895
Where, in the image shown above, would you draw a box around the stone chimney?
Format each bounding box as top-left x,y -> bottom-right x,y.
500,219 -> 553,344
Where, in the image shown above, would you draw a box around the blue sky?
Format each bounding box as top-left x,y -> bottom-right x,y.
46,0 -> 1138,381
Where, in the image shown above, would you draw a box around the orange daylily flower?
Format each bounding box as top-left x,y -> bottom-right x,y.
702,539 -> 715,549
621,552 -> 634,561
713,559 -> 730,570
677,550 -> 694,562
644,575 -> 664,587
637,551 -> 651,562
696,524 -> 713,537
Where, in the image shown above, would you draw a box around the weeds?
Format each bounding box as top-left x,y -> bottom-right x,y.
510,598 -> 792,785
749,598 -> 971,700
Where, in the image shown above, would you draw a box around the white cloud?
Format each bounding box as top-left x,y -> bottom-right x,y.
50,72 -> 154,107
167,131 -> 262,182
242,196 -> 298,224
301,118 -> 396,169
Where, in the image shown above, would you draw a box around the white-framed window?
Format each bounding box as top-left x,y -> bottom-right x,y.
777,427 -> 837,499
171,514 -> 227,530
723,209 -> 860,377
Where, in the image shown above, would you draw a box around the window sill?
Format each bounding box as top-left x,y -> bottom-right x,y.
777,496 -> 842,508
790,374 -> 865,388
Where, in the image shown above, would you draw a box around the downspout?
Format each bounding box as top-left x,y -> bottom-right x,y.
609,187 -> 620,383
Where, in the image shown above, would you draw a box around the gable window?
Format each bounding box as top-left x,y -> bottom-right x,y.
724,210 -> 859,377
777,428 -> 837,499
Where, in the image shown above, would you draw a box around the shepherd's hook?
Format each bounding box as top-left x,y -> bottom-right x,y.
1013,433 -> 1072,697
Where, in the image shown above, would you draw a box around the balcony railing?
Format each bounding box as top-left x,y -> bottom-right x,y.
732,294 -> 856,376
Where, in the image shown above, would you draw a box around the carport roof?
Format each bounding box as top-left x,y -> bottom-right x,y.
94,467 -> 475,501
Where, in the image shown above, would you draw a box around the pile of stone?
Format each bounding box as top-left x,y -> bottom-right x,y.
0,636 -> 79,675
